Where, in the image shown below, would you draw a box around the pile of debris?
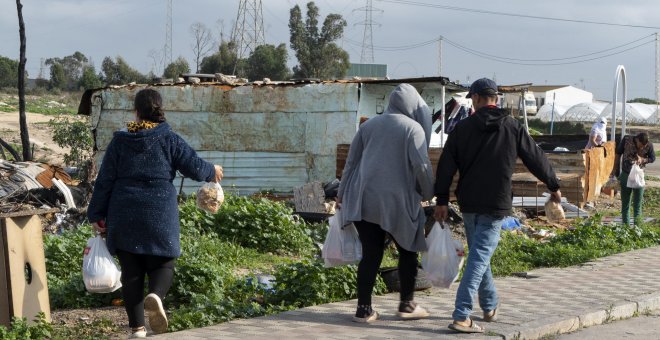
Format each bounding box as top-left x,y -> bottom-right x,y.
0,160 -> 90,221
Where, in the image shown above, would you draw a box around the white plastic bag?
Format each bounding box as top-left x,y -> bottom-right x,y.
422,222 -> 465,288
627,164 -> 646,189
322,210 -> 362,267
197,182 -> 225,213
82,235 -> 122,293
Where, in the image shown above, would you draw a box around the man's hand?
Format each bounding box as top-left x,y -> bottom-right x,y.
549,190 -> 562,203
434,205 -> 448,222
335,197 -> 342,209
93,220 -> 106,236
214,165 -> 224,182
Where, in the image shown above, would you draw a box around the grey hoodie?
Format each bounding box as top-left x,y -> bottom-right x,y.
338,84 -> 434,252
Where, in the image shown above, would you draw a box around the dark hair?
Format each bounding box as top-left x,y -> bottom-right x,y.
636,132 -> 649,145
134,89 -> 166,123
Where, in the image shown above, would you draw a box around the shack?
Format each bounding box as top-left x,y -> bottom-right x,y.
79,77 -> 466,195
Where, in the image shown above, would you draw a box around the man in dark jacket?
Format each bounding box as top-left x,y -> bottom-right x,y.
434,78 -> 562,333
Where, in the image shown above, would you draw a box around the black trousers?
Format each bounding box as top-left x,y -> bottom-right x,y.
354,220 -> 417,306
115,250 -> 176,328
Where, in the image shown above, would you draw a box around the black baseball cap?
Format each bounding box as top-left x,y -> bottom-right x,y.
466,78 -> 501,98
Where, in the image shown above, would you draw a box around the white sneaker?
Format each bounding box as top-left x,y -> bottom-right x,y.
352,310 -> 379,323
396,305 -> 430,320
128,327 -> 147,338
144,293 -> 168,334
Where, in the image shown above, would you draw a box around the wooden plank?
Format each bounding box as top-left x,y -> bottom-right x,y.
0,219 -> 9,327
0,215 -> 51,325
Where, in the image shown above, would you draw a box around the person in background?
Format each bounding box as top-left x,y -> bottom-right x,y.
585,117 -> 607,149
611,132 -> 655,226
435,78 -> 561,333
337,83 -> 434,323
87,89 -> 224,338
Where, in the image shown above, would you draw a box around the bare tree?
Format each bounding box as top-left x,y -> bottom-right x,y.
190,22 -> 215,73
16,0 -> 30,161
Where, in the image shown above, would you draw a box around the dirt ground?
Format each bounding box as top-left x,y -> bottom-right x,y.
51,306 -> 128,339
0,111 -> 70,165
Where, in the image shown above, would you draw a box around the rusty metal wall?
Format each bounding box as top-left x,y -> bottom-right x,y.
90,83 -> 359,194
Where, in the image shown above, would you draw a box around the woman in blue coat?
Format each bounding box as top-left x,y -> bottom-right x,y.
87,88 -> 223,338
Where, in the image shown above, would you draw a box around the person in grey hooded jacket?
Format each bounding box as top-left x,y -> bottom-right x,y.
337,83 -> 434,323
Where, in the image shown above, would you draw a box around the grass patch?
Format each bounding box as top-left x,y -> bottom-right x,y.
492,215 -> 660,277
0,93 -> 78,115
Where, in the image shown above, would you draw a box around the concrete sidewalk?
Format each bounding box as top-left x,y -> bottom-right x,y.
155,246 -> 660,340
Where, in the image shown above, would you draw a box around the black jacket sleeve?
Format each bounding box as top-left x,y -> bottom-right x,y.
517,126 -> 560,192
645,143 -> 656,165
434,132 -> 459,205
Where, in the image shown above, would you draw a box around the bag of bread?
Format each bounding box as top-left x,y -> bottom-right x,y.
545,199 -> 565,223
196,182 -> 225,213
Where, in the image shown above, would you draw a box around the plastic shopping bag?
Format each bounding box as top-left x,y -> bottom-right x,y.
422,222 -> 465,288
197,182 -> 225,213
82,235 -> 122,293
627,164 -> 646,189
544,199 -> 565,223
322,210 -> 362,267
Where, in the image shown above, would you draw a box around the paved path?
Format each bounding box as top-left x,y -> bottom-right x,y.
155,246 -> 660,340
559,310 -> 660,339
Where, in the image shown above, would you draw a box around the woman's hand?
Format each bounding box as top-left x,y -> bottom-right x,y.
214,165 -> 224,182
93,220 -> 106,235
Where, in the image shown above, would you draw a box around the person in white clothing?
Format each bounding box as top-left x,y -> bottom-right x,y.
585,117 -> 607,149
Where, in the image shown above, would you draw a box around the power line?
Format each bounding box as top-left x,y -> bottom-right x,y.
441,34 -> 655,62
343,34 -> 657,65
444,39 -> 654,66
376,0 -> 660,30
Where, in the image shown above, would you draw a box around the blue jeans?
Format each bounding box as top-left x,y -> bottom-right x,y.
452,213 -> 503,321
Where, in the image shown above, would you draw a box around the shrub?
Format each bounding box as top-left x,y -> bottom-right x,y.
0,314 -> 118,340
212,195 -> 315,255
267,260 -> 388,308
170,234 -> 233,305
0,314 -> 52,340
48,115 -> 93,172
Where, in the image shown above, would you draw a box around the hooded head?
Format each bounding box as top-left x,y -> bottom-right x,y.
384,84 -> 432,146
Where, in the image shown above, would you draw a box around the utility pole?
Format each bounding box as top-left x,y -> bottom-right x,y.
38,57 -> 45,80
437,36 -> 443,75
232,0 -> 265,62
164,0 -> 173,71
355,0 -> 382,63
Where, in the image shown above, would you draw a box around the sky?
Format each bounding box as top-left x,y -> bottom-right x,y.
1,0 -> 660,100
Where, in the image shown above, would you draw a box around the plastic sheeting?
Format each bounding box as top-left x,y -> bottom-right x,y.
599,103 -> 658,124
560,102 -> 608,123
535,103 -> 571,122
